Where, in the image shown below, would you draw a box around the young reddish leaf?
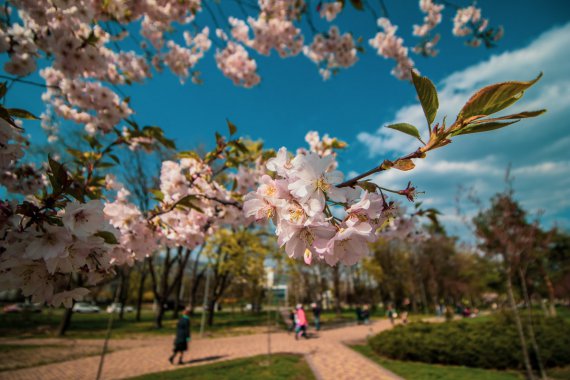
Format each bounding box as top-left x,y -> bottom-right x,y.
484,109 -> 547,121
452,120 -> 519,136
458,73 -> 542,120
393,159 -> 415,171
411,70 -> 439,126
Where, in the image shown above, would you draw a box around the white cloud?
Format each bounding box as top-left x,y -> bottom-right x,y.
358,22 -> 570,238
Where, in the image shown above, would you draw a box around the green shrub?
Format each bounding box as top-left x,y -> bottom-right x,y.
369,314 -> 570,370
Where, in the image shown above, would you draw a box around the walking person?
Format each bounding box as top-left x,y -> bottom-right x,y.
386,304 -> 397,325
355,305 -> 363,325
169,308 -> 191,365
288,308 -> 297,332
311,302 -> 322,331
362,304 -> 371,325
295,304 -> 308,340
401,298 -> 410,324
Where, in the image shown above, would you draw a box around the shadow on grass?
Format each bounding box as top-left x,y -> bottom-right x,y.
181,355 -> 227,365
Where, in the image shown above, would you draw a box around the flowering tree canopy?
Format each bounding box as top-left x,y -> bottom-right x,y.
0,0 -> 503,138
0,0 -> 545,308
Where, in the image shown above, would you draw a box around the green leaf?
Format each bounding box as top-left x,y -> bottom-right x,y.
95,162 -> 115,169
109,154 -> 120,164
48,156 -> 67,191
385,123 -> 423,143
176,195 -> 204,213
357,181 -> 379,193
7,108 -> 39,120
231,140 -> 249,154
411,70 -> 439,126
226,119 -> 237,136
150,189 -> 164,202
458,73 -> 543,120
452,120 -> 519,136
178,150 -> 201,160
349,0 -> 364,10
95,231 -> 119,245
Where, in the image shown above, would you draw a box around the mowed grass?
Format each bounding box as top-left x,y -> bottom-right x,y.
128,354 -> 315,380
0,307 -> 382,339
349,344 -> 524,380
0,309 -> 275,339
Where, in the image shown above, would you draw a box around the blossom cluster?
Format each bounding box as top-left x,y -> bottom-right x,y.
369,18 -> 415,80
229,0 -> 305,58
413,0 -> 444,38
215,31 -> 261,88
244,132 -> 394,266
0,117 -> 25,175
0,150 -> 252,306
412,0 -> 444,57
452,5 -> 503,47
303,26 -> 359,80
163,28 -> 212,84
41,68 -> 133,135
319,2 -> 343,22
0,0 -> 502,130
0,199 -> 121,307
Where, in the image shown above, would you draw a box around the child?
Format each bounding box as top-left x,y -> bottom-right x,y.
295,304 -> 308,340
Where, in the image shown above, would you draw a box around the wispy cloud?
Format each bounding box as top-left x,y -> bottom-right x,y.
358,22 -> 570,238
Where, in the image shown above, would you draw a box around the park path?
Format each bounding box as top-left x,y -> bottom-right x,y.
0,320 -> 403,380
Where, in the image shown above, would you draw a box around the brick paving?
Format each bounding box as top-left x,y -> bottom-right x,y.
0,320 -> 403,380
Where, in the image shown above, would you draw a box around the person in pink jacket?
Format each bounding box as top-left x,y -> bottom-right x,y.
295,304 -> 308,340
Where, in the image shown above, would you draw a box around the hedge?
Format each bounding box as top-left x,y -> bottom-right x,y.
369,313 -> 570,370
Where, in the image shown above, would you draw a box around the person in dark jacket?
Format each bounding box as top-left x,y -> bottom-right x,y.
169,308 -> 191,364
311,302 -> 322,331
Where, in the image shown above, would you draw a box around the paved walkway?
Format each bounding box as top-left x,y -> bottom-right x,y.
0,320 -> 403,380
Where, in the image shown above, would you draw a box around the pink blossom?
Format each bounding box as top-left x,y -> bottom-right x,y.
319,2 -> 343,22
369,18 -> 415,80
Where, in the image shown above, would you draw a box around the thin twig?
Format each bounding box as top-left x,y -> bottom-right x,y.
0,75 -> 60,90
304,0 -> 319,36
203,0 -> 223,31
378,0 -> 389,18
336,147 -> 424,188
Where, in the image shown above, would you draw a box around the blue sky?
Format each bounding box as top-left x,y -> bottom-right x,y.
7,0 -> 570,238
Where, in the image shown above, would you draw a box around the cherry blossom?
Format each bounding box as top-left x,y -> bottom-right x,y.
369,18 -> 415,80
319,2 -> 343,22
304,26 -> 359,80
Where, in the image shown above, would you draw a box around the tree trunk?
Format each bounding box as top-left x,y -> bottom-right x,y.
154,301 -> 165,329
519,269 -> 547,380
58,305 -> 74,336
172,272 -> 184,319
118,269 -> 130,321
207,298 -> 216,326
333,265 -> 341,316
506,268 -> 534,380
538,262 -> 557,317
136,260 -> 147,322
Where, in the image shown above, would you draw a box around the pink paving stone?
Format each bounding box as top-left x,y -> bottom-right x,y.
0,320 -> 403,380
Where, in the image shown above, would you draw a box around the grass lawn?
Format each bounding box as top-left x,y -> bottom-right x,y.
349,344 -> 524,380
0,309 -> 276,339
0,343 -> 112,372
128,354 -> 315,380
0,307 -> 389,339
